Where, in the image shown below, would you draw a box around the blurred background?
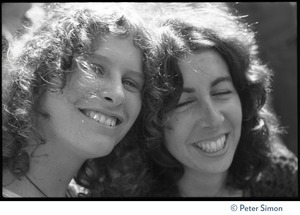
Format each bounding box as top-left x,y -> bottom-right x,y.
2,2 -> 297,154
227,2 -> 297,155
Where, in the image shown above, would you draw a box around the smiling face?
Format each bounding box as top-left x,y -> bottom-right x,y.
37,36 -> 144,158
163,49 -> 242,175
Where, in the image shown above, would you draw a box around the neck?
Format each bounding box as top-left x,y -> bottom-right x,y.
178,168 -> 229,197
3,138 -> 86,197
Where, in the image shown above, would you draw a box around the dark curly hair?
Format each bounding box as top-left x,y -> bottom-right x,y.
2,3 -> 166,196
143,4 -> 282,197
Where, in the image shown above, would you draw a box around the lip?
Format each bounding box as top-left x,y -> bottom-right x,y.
78,107 -> 125,126
191,133 -> 227,145
191,133 -> 229,157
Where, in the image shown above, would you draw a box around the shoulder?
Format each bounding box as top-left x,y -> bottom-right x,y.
249,142 -> 298,197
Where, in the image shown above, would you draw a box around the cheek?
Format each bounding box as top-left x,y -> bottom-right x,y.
163,115 -> 186,145
164,123 -> 187,162
126,94 -> 142,121
164,111 -> 192,132
236,98 -> 243,123
229,97 -> 243,133
163,127 -> 175,152
63,72 -> 100,103
163,115 -> 178,131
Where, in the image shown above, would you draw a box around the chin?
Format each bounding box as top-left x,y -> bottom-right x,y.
85,148 -> 114,159
79,139 -> 117,158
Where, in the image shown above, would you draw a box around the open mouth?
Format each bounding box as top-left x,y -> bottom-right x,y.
79,109 -> 122,127
192,134 -> 227,154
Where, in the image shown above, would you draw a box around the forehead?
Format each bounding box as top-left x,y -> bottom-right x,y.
178,50 -> 229,80
94,35 -> 139,54
90,35 -> 143,69
180,49 -> 226,68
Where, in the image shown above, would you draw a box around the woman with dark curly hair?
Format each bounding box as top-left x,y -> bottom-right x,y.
2,3 -> 164,197
143,3 -> 298,197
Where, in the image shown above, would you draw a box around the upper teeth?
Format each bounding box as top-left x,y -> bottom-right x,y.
193,135 -> 226,153
84,110 -> 117,127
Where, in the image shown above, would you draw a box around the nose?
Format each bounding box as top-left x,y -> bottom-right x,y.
197,101 -> 224,129
100,79 -> 125,107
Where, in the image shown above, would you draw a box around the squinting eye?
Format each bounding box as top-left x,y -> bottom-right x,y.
123,79 -> 137,88
212,91 -> 232,96
75,58 -> 105,76
90,64 -> 105,76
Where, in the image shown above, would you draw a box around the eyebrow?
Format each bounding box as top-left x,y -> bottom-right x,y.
211,76 -> 232,87
90,53 -> 112,64
182,87 -> 195,93
128,70 -> 144,80
90,53 -> 144,79
182,76 -> 232,94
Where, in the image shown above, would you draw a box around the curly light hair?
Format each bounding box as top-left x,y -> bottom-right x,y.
2,3 -> 167,197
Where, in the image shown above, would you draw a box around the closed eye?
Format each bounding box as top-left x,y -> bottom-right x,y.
212,91 -> 232,96
175,100 -> 194,109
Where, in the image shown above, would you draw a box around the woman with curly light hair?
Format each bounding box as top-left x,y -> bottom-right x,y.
2,3 -> 166,197
142,3 -> 298,197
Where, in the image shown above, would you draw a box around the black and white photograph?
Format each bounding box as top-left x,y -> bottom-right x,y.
1,2 -> 298,214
